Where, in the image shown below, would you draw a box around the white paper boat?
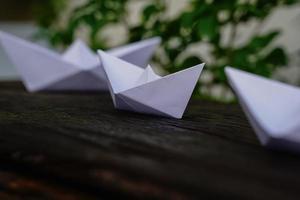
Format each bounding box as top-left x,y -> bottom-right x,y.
98,50 -> 205,119
225,67 -> 300,152
0,31 -> 161,92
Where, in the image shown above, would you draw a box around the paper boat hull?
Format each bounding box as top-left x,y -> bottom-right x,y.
0,31 -> 160,92
98,50 -> 204,119
226,66 -> 300,153
41,71 -> 108,91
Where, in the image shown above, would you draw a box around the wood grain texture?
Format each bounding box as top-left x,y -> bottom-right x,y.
1,81 -> 300,199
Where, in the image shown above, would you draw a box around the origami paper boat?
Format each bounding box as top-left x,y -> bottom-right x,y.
0,31 -> 161,92
225,67 -> 300,153
98,50 -> 205,119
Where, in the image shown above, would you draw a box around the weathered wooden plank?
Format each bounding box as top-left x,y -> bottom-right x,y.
1,81 -> 300,199
0,169 -> 99,200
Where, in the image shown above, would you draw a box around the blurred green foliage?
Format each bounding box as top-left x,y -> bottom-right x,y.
32,0 -> 66,27
34,0 -> 299,101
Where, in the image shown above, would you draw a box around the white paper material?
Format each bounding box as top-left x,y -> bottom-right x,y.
98,50 -> 205,119
0,31 -> 161,92
225,67 -> 300,152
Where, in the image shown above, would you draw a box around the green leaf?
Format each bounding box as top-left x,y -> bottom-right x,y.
263,47 -> 288,67
181,12 -> 195,28
142,4 -> 159,22
248,31 -> 280,51
196,16 -> 219,40
180,56 -> 203,68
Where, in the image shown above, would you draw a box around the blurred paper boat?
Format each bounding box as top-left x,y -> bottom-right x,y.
98,50 -> 205,119
225,67 -> 300,153
0,31 -> 160,92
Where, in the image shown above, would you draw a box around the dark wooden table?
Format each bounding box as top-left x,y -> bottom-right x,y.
1,82 -> 300,200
